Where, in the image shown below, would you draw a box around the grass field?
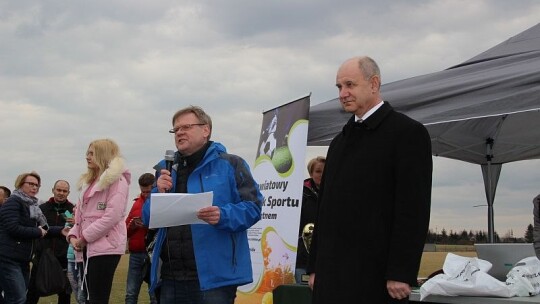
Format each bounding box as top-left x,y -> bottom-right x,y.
418,249 -> 476,278
38,245 -> 477,303
39,254 -> 152,304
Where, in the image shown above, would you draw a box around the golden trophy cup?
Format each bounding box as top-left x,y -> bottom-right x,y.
301,223 -> 315,253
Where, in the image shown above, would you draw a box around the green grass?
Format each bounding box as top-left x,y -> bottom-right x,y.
418,245 -> 477,278
419,251 -> 477,278
39,255 -> 151,304
39,246 -> 476,303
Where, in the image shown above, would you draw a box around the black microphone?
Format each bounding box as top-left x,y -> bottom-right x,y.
164,150 -> 175,172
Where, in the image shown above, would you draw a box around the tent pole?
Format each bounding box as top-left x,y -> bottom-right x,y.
486,138 -> 495,243
487,162 -> 495,243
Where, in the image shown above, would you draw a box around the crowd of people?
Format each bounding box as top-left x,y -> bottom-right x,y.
0,105 -> 263,304
0,138 -> 132,304
0,56 -> 538,304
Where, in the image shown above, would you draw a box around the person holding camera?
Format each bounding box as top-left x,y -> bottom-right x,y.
27,180 -> 75,304
125,173 -> 157,304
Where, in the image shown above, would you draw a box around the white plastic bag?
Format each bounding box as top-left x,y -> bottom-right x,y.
420,253 -> 513,300
506,256 -> 540,296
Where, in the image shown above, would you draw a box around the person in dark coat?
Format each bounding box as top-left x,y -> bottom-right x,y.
27,180 -> 75,304
0,186 -> 10,204
307,56 -> 432,303
295,156 -> 325,283
0,186 -> 11,304
0,172 -> 49,304
0,185 -> 10,304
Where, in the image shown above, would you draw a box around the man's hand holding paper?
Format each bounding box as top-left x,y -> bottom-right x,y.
197,206 -> 221,225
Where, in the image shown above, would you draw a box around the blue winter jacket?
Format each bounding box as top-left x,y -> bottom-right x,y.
142,142 -> 263,292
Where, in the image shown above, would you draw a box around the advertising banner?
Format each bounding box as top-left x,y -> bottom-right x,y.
236,95 -> 310,304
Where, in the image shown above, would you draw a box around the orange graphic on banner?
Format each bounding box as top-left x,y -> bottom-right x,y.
236,228 -> 296,304
257,233 -> 294,293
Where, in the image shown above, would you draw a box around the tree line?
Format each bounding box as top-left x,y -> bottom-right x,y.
426,224 -> 534,244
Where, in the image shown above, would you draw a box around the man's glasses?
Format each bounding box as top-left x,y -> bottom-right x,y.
169,123 -> 206,133
24,182 -> 41,188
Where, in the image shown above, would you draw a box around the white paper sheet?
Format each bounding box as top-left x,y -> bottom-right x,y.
148,192 -> 213,228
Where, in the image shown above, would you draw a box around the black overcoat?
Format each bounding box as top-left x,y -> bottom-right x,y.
308,102 -> 432,303
296,178 -> 319,269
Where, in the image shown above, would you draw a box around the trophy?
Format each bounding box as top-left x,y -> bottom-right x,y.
301,223 -> 315,253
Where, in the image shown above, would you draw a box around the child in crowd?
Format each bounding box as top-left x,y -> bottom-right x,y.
66,210 -> 86,303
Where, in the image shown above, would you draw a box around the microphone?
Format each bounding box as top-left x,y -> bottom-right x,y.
164,150 -> 175,172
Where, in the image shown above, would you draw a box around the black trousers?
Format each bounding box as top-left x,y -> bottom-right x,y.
84,254 -> 121,304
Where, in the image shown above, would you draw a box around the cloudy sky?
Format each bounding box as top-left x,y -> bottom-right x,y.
1,0 -> 539,237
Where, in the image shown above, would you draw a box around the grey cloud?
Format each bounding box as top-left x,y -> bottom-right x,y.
1,0 -> 539,235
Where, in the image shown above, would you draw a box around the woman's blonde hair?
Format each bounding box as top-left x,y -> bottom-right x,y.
79,138 -> 121,185
307,156 -> 326,175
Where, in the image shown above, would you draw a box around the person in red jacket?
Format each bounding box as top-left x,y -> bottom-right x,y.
125,173 -> 157,304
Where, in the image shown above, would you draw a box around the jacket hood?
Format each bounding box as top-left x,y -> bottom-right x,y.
95,157 -> 131,190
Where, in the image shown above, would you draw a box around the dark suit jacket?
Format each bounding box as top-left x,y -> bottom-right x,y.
308,102 -> 432,303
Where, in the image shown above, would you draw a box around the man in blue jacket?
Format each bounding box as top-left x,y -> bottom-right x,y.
143,106 -> 263,304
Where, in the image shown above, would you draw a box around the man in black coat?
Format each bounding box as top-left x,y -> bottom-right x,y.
307,56 -> 432,303
27,180 -> 74,304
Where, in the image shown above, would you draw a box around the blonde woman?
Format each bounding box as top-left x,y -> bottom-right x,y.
68,139 -> 130,304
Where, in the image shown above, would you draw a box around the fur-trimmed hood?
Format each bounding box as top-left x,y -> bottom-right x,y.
80,157 -> 131,192
96,157 -> 131,190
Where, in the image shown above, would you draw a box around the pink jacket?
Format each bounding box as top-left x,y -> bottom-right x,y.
69,157 -> 131,258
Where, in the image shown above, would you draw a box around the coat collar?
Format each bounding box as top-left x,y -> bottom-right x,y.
343,101 -> 394,133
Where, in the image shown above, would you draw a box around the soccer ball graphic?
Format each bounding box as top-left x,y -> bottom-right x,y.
259,131 -> 277,159
259,113 -> 278,158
